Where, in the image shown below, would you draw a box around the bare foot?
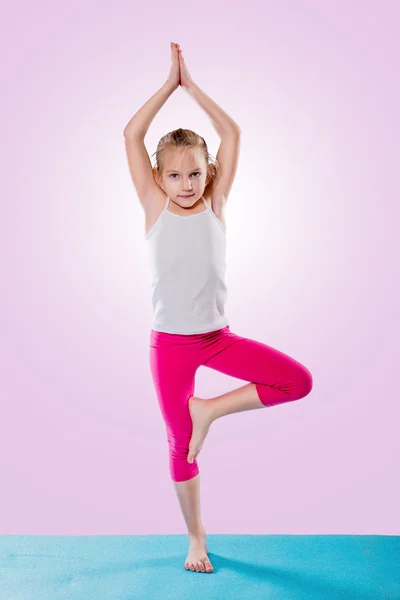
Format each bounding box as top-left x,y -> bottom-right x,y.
184,533 -> 214,573
187,396 -> 213,463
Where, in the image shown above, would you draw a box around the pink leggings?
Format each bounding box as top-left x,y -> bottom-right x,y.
149,325 -> 313,482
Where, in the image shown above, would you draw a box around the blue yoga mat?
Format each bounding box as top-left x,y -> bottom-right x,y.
1,534 -> 399,599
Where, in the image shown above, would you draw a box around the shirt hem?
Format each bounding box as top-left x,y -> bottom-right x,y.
151,321 -> 229,335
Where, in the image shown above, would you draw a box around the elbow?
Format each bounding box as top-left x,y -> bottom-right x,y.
221,125 -> 241,138
218,123 -> 242,138
227,122 -> 241,136
123,128 -> 145,140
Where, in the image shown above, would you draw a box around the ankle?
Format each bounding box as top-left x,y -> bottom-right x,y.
207,398 -> 218,424
188,527 -> 206,540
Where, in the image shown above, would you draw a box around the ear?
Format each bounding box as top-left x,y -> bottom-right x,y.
153,168 -> 161,184
153,168 -> 165,192
204,175 -> 214,197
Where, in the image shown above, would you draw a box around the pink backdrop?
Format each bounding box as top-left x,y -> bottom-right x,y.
1,1 -> 399,534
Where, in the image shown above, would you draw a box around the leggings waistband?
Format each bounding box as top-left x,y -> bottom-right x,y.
150,325 -> 230,347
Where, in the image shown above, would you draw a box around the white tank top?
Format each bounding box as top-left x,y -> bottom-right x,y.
144,195 -> 229,334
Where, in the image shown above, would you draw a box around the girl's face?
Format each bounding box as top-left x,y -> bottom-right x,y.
156,148 -> 208,206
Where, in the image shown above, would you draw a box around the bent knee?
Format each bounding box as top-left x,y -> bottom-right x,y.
169,450 -> 199,482
300,367 -> 313,398
167,432 -> 199,481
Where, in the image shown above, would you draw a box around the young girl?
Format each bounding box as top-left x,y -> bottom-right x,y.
123,42 -> 313,574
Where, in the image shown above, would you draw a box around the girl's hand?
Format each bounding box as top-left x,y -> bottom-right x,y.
166,42 -> 180,91
178,46 -> 194,89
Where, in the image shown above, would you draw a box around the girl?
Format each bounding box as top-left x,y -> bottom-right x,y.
123,42 -> 313,574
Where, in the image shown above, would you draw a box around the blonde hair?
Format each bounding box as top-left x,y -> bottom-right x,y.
151,128 -> 220,190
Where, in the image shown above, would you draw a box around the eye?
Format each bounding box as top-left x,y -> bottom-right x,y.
169,172 -> 201,179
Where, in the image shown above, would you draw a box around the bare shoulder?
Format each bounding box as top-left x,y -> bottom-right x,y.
204,191 -> 227,230
144,185 -> 167,235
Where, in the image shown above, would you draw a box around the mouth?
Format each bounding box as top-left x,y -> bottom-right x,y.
179,194 -> 194,198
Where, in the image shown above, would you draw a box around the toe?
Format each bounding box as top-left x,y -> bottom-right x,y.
197,560 -> 205,572
204,559 -> 214,571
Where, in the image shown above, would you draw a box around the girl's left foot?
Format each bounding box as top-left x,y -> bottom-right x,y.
185,532 -> 214,573
187,397 -> 213,463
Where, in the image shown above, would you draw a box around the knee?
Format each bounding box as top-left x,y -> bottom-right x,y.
299,367 -> 313,398
167,432 -> 199,482
172,467 -> 200,483
170,455 -> 199,482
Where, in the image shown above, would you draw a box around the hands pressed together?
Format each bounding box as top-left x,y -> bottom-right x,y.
167,42 -> 194,91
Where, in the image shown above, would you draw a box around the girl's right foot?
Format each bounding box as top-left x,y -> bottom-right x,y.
184,533 -> 214,573
187,396 -> 213,463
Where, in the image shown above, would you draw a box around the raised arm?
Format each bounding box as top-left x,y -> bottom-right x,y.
178,47 -> 241,202
178,47 -> 241,137
123,43 -> 180,207
123,82 -> 175,140
123,42 -> 180,139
